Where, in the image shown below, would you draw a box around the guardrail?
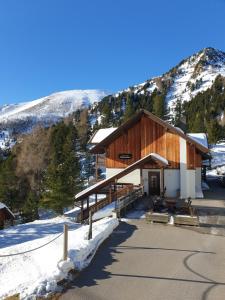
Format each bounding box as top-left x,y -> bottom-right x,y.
78,184 -> 135,222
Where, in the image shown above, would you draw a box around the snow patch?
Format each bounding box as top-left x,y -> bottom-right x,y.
0,216 -> 118,299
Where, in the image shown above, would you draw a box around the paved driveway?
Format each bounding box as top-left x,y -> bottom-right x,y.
61,220 -> 225,300
192,178 -> 225,235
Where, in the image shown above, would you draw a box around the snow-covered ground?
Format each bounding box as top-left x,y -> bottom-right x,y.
210,142 -> 225,169
0,216 -> 118,299
0,130 -> 15,149
205,142 -> 225,180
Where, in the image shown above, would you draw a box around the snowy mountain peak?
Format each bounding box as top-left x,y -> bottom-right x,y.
200,47 -> 225,63
0,89 -> 108,125
165,47 -> 225,111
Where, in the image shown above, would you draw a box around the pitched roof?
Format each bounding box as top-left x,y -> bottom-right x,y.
89,128 -> 117,144
75,152 -> 168,200
90,109 -> 209,154
0,202 -> 14,218
187,133 -> 208,149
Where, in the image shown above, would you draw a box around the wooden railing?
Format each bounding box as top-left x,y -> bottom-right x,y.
114,184 -> 134,200
116,185 -> 144,211
78,184 -> 144,222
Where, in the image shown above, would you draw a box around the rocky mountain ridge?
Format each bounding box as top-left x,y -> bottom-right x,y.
115,47 -> 225,114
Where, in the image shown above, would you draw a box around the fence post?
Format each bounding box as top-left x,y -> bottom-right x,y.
63,224 -> 68,261
88,210 -> 93,240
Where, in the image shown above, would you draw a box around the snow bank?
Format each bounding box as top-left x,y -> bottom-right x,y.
0,216 -> 118,299
210,142 -> 225,168
207,169 -> 219,178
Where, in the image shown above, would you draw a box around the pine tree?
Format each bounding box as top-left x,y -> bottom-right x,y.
102,101 -> 113,126
22,191 -> 39,222
152,93 -> 165,118
206,119 -> 223,144
0,155 -> 20,210
41,122 -> 82,213
123,95 -> 135,121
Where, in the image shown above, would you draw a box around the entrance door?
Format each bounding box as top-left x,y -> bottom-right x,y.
148,172 -> 160,195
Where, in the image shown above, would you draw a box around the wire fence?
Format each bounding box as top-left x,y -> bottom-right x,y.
0,232 -> 64,258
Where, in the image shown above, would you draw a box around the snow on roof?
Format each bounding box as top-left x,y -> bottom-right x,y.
174,127 -> 184,134
0,202 -> 14,217
150,153 -> 169,166
90,128 -> 117,144
187,133 -> 208,149
75,152 -> 168,200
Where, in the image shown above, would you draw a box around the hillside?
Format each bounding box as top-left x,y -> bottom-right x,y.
0,89 -> 108,133
91,47 -> 225,143
114,47 -> 225,113
1,47 -> 225,141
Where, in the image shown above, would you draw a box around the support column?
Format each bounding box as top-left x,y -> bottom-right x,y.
87,197 -> 89,211
81,200 -> 84,223
140,168 -> 143,186
95,154 -> 98,181
161,167 -> 165,196
109,186 -> 112,203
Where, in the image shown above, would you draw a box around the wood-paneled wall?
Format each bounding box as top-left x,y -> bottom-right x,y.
106,115 -> 182,169
187,142 -> 202,169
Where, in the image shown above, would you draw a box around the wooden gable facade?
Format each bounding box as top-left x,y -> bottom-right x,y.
104,113 -> 203,170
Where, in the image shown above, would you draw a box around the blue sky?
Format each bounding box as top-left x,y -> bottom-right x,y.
0,0 -> 225,104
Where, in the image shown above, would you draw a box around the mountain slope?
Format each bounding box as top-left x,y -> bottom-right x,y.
0,89 -> 108,123
1,47 -> 225,138
91,47 -> 225,143
113,47 -> 225,113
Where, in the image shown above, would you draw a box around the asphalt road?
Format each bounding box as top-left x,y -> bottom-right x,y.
60,220 -> 225,300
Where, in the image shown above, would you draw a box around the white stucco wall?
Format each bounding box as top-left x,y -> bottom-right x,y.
164,169 -> 180,197
180,137 -> 187,198
186,170 -> 196,198
195,167 -> 203,198
106,168 -> 180,197
106,168 -> 141,185
195,168 -> 202,190
179,137 -> 197,199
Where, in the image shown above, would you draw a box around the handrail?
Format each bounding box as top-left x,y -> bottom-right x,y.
78,184 -> 142,221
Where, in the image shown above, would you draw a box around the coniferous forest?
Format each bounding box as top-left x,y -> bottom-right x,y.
0,112 -> 92,222
92,75 -> 225,144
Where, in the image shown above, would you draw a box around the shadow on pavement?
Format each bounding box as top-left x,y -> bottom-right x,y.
69,221 -> 137,288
